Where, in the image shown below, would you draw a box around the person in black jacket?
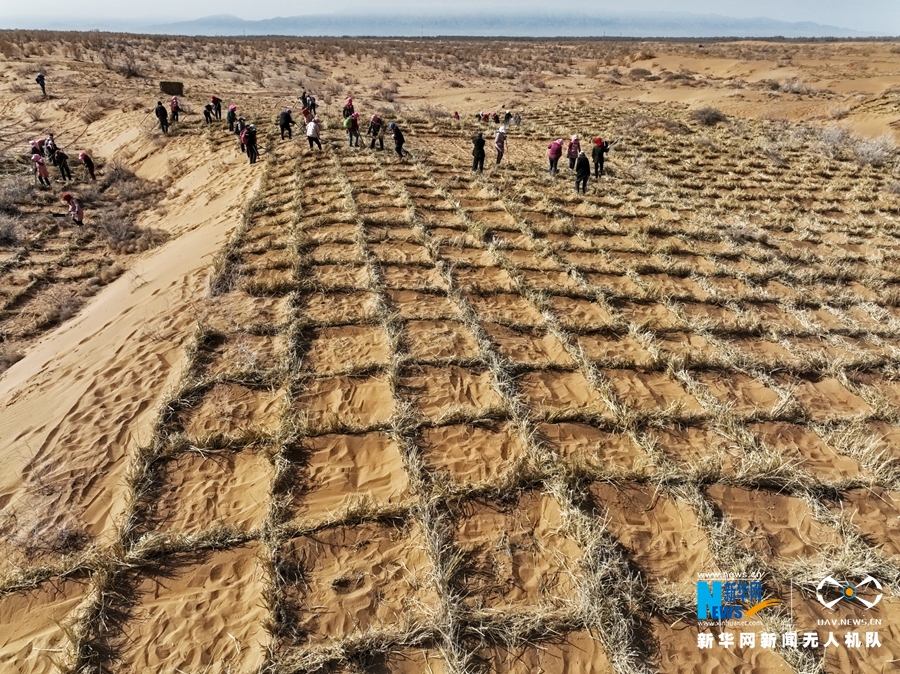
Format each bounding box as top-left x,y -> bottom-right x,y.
155,101 -> 169,134
592,137 -> 611,178
211,95 -> 222,119
472,132 -> 486,173
226,105 -> 237,132
203,103 -> 214,124
54,149 -> 72,181
575,151 -> 591,194
279,109 -> 295,139
244,124 -> 259,164
36,73 -> 46,96
390,122 -> 405,160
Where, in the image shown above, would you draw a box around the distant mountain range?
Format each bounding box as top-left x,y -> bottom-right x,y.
146,12 -> 867,38
8,11 -> 877,38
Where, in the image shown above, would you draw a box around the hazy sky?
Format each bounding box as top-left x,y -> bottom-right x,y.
3,0 -> 899,33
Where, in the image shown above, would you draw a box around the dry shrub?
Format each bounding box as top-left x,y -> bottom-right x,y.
80,108 -> 104,124
629,68 -> 652,80
0,507 -> 89,563
780,78 -> 811,94
817,126 -> 853,159
689,107 -> 727,126
375,82 -> 399,102
0,215 -> 20,244
98,159 -> 137,190
96,214 -> 168,254
816,126 -> 894,165
118,50 -> 143,78
853,135 -> 895,167
0,178 -> 31,215
584,62 -> 599,78
445,79 -> 464,88
25,105 -> 44,122
885,181 -> 900,196
34,286 -> 80,327
0,345 -> 24,373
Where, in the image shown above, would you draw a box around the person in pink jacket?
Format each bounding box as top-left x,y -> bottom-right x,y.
61,193 -> 83,226
32,153 -> 50,186
547,138 -> 563,173
566,134 -> 581,169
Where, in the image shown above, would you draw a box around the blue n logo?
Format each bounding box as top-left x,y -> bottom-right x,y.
697,582 -> 723,619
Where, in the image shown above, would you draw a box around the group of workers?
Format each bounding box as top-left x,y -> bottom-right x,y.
472,128 -> 614,193
548,135 -> 614,193
27,131 -> 94,225
274,97 -> 408,159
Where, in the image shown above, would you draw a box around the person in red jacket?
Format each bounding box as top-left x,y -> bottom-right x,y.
547,138 -> 563,173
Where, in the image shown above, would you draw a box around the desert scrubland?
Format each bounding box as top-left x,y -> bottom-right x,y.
0,32 -> 899,673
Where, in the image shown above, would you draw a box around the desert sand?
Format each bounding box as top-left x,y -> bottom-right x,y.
0,33 -> 899,673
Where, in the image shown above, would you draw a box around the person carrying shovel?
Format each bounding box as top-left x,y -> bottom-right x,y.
60,193 -> 83,226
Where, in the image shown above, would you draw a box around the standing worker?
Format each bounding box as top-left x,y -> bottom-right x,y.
494,126 -> 507,165
32,153 -> 50,187
79,152 -> 96,181
592,137 -> 612,178
61,193 -> 83,226
226,104 -> 237,132
279,108 -> 296,139
575,151 -> 590,194
155,101 -> 169,134
308,94 -> 317,116
36,73 -> 46,97
472,132 -> 486,173
345,112 -> 360,147
566,135 -> 581,170
547,138 -> 563,173
54,149 -> 73,182
211,95 -> 222,120
243,124 -> 259,164
170,96 -> 180,122
342,97 -> 354,119
368,114 -> 384,150
390,122 -> 405,160
235,117 -> 247,152
306,117 -> 322,151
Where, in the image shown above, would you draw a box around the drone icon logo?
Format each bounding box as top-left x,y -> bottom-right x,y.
816,576 -> 883,610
